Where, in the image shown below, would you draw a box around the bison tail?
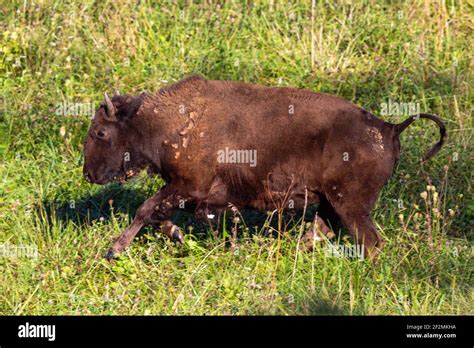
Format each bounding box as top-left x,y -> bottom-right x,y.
393,113 -> 447,162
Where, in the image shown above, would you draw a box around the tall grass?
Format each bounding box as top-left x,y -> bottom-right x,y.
0,0 -> 472,315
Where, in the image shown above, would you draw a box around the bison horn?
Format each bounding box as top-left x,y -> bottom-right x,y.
104,93 -> 117,122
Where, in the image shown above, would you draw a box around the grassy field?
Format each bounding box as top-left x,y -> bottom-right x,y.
0,0 -> 472,315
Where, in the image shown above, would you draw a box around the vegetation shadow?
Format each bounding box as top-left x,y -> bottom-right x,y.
38,184 -> 149,227
304,298 -> 348,315
39,183 -> 325,242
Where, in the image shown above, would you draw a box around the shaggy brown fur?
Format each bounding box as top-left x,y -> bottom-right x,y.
83,75 -> 446,259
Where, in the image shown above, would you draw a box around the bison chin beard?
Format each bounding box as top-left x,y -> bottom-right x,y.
90,164 -> 142,185
111,167 -> 141,185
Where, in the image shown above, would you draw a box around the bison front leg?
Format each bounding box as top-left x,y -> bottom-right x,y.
156,220 -> 184,244
105,186 -> 183,260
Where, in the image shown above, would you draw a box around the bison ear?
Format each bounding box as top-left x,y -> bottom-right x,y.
104,93 -> 117,122
125,92 -> 146,120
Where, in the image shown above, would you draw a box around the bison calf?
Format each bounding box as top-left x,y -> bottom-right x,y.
83,75 -> 446,259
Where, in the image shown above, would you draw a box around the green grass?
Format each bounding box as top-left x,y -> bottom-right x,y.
0,0 -> 472,315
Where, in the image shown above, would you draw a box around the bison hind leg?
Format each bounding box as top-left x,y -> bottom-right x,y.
299,195 -> 340,251
300,213 -> 337,251
324,191 -> 384,260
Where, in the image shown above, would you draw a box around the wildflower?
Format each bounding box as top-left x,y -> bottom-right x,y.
426,185 -> 436,192
399,214 -> 404,223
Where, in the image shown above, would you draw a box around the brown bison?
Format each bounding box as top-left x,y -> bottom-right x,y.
83,75 -> 446,259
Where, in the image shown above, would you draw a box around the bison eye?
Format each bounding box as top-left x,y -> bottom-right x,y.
96,129 -> 106,138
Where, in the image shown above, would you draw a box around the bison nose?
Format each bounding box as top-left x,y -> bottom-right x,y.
84,171 -> 93,183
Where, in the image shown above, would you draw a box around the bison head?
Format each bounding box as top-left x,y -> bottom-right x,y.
83,93 -> 146,184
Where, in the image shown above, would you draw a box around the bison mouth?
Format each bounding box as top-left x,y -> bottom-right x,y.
85,163 -> 146,185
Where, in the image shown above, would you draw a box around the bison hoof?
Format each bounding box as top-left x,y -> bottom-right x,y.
171,225 -> 184,244
299,241 -> 314,252
104,249 -> 118,261
299,234 -> 325,252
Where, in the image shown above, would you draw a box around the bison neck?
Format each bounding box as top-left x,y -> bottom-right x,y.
132,88 -> 205,182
